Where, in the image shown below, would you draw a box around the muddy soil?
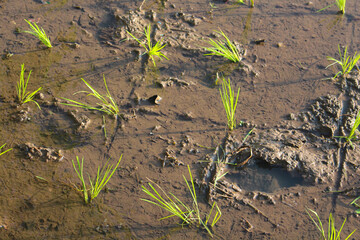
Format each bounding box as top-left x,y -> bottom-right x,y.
1,0 -> 360,239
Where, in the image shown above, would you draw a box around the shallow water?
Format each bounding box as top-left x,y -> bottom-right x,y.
1,0 -> 360,239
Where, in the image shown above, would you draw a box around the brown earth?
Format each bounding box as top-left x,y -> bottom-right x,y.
1,0 -> 360,239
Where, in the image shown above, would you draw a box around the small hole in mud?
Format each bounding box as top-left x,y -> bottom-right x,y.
225,160 -> 306,193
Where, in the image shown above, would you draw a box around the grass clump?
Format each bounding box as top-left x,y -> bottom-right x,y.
306,208 -> 356,240
203,29 -> 241,63
326,45 -> 360,79
127,24 -> 168,67
0,143 -> 12,157
17,64 -> 42,109
219,77 -> 240,131
72,155 -> 122,204
335,111 -> 360,148
23,19 -> 52,48
142,165 -> 222,237
60,75 -> 119,118
318,0 -> 346,14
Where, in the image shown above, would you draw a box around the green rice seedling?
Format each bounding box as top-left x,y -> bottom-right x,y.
0,143 -> 12,157
213,152 -> 229,189
60,75 -> 119,118
250,0 -> 254,7
318,0 -> 346,14
219,77 -> 240,131
335,111 -> 360,148
127,24 -> 168,67
142,165 -> 222,237
326,45 -> 360,79
209,2 -> 217,8
203,29 -> 241,63
306,208 -> 356,240
23,19 -> 52,48
17,64 -> 42,109
350,196 -> 360,214
72,155 -> 122,204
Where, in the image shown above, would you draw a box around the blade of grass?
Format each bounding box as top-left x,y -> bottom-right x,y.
0,143 -> 12,157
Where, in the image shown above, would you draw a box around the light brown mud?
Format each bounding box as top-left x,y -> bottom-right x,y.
1,0 -> 360,239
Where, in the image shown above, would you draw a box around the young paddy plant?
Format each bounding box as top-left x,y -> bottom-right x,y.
23,19 -> 52,48
219,77 -> 240,131
326,45 -> 360,79
60,75 -> 119,118
350,196 -> 360,214
127,24 -> 168,67
203,29 -> 241,63
318,0 -> 346,14
72,155 -> 122,204
142,165 -> 222,237
335,111 -> 360,148
306,208 -> 356,240
0,143 -> 12,157
17,64 -> 42,109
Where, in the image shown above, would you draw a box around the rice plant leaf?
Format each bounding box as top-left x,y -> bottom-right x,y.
127,24 -> 168,67
0,143 -> 12,157
306,208 -> 356,240
89,156 -> 122,201
72,155 -> 122,204
60,75 -> 119,117
219,77 -> 240,131
326,45 -> 360,79
203,29 -> 241,63
17,64 -> 42,109
142,166 -> 221,237
24,19 -> 52,48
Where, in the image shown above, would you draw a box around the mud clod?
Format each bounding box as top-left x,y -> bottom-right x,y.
22,143 -> 64,162
67,110 -> 91,131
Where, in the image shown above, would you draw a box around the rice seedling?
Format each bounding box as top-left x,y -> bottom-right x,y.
306,208 -> 356,240
60,75 -> 119,118
250,0 -> 254,7
318,0 -> 346,14
0,143 -> 12,157
209,2 -> 217,8
17,64 -> 42,109
213,152 -> 229,189
335,111 -> 360,148
350,196 -> 360,214
127,24 -> 168,67
23,19 -> 52,48
326,45 -> 360,79
235,0 -> 253,7
203,29 -> 241,63
142,165 -> 222,237
235,0 -> 244,5
72,155 -> 122,204
219,77 -> 240,131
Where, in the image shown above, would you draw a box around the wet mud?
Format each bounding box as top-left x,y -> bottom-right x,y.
1,0 -> 360,239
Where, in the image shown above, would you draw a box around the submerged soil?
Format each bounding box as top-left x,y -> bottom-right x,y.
1,0 -> 360,239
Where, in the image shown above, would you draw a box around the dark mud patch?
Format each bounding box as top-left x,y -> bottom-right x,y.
226,161 -> 305,193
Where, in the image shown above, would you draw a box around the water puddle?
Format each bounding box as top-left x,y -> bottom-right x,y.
226,160 -> 306,193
